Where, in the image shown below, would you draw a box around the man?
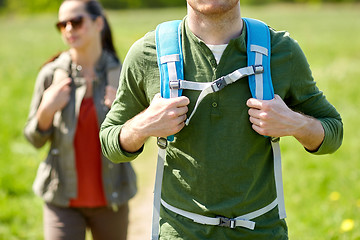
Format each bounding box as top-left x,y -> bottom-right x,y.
100,1 -> 343,239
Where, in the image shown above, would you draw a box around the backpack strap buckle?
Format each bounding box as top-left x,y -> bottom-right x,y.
217,216 -> 236,229
211,76 -> 227,92
169,80 -> 180,90
253,65 -> 264,74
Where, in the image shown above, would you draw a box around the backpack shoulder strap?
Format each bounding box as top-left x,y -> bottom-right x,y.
244,18 -> 286,219
155,20 -> 184,99
155,20 -> 183,142
243,17 -> 274,100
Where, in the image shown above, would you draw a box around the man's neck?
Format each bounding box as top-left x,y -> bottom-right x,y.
187,2 -> 243,45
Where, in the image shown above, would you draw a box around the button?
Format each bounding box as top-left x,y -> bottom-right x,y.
76,65 -> 83,71
51,148 -> 59,155
212,102 -> 218,108
210,59 -> 216,65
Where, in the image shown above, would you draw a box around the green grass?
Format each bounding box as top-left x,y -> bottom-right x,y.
0,3 -> 359,239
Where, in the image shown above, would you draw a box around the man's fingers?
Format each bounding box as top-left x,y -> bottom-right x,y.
175,96 -> 190,107
153,93 -> 162,100
274,94 -> 281,100
247,95 -> 279,110
246,98 -> 263,110
176,104 -> 188,115
177,113 -> 187,124
153,93 -> 190,108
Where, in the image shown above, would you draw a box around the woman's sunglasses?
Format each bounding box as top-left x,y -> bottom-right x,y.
56,15 -> 85,32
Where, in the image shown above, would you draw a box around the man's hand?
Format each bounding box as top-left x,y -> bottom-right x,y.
246,94 -> 324,151
246,94 -> 301,137
119,93 -> 190,152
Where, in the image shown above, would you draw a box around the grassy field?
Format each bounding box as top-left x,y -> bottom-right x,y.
0,3 -> 359,240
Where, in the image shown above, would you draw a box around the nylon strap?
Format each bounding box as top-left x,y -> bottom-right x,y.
180,65 -> 260,125
156,20 -> 183,142
243,17 -> 274,100
160,198 -> 280,230
151,148 -> 166,240
271,139 -> 287,219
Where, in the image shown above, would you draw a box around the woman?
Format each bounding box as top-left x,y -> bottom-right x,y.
24,0 -> 136,239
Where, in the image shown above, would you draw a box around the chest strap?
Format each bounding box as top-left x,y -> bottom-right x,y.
168,65 -> 264,125
161,198 -> 279,230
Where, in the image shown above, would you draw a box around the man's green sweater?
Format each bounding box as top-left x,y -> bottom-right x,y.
100,18 -> 343,239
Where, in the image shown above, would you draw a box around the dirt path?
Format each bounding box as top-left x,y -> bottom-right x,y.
128,186 -> 153,240
127,138 -> 158,240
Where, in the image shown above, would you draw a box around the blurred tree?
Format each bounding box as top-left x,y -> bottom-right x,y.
100,0 -> 184,9
0,0 -> 359,13
100,0 -> 142,9
4,0 -> 62,13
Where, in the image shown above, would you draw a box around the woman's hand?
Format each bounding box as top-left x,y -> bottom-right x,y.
36,77 -> 72,131
104,85 -> 117,108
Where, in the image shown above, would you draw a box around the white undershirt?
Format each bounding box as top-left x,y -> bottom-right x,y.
206,44 -> 228,64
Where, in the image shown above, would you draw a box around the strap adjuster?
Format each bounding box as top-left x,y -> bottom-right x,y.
253,65 -> 264,74
157,137 -> 168,149
169,80 -> 180,90
217,216 -> 236,228
211,77 -> 227,92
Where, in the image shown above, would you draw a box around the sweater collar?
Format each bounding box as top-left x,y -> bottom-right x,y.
183,16 -> 247,52
54,50 -> 119,83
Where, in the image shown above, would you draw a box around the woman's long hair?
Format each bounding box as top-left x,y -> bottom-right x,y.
83,0 -> 119,61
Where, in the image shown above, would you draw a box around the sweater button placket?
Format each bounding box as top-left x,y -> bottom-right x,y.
210,59 -> 217,69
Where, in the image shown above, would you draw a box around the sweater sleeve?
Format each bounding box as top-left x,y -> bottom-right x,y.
23,66 -> 55,148
287,37 -> 343,155
100,35 -> 154,163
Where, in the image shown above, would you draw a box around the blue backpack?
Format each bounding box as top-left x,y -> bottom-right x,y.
151,18 -> 285,240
